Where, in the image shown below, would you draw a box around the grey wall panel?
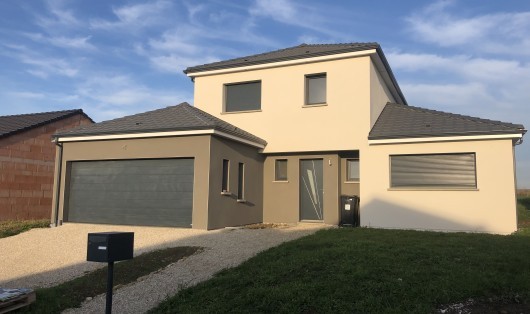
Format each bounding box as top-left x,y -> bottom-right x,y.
66,158 -> 194,227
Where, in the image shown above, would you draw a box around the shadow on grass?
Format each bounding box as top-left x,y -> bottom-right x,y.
19,246 -> 200,314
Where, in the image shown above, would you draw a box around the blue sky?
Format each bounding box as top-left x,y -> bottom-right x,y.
0,0 -> 529,187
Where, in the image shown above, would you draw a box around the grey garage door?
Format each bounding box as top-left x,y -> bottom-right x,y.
66,158 -> 194,227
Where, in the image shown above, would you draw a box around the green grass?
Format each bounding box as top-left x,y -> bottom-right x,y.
516,196 -> 530,235
0,219 -> 49,239
153,217 -> 530,313
20,246 -> 200,313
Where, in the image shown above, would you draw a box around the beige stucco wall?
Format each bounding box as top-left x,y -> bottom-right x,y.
193,56 -> 372,153
207,136 -> 264,229
370,60 -> 395,128
340,157 -> 360,196
52,135 -> 212,229
263,154 -> 340,225
362,139 -> 518,234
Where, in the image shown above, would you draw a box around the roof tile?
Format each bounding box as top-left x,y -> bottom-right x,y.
184,43 -> 380,74
0,109 -> 91,139
369,103 -> 526,140
55,102 -> 267,145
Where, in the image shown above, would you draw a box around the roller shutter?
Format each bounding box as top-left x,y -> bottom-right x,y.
66,158 -> 194,227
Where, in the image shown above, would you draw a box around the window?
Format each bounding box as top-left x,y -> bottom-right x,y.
346,159 -> 359,182
306,73 -> 326,105
390,153 -> 477,189
221,159 -> 230,193
225,81 -> 261,112
237,162 -> 245,200
275,159 -> 288,181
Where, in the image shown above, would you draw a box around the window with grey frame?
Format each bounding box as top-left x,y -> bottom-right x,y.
222,159 -> 230,193
237,162 -> 245,200
346,159 -> 359,182
390,153 -> 477,189
275,159 -> 288,181
225,81 -> 261,112
305,73 -> 326,105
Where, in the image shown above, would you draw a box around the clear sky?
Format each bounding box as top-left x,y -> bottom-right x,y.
0,0 -> 529,187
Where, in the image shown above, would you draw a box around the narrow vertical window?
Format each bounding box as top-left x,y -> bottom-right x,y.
275,159 -> 288,181
237,162 -> 245,200
222,159 -> 230,193
306,73 -> 327,105
346,159 -> 360,182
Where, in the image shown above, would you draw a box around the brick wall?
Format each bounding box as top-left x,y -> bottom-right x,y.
0,114 -> 92,221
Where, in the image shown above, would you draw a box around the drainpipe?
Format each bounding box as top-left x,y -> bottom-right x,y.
52,139 -> 63,227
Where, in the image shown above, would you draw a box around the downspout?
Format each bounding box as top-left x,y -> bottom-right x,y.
53,139 -> 63,227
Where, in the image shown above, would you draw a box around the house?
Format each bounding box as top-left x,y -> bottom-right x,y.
51,43 -> 526,234
0,109 -> 93,221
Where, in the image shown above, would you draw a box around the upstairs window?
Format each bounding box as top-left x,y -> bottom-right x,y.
390,153 -> 477,189
306,73 -> 326,105
346,159 -> 359,182
275,159 -> 288,181
225,81 -> 261,112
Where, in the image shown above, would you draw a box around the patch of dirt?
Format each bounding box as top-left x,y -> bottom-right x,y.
437,295 -> 529,314
243,223 -> 292,229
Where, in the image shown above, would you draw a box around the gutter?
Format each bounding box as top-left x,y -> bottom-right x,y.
52,140 -> 63,227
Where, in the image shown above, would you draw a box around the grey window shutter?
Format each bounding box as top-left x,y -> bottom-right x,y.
390,153 -> 476,188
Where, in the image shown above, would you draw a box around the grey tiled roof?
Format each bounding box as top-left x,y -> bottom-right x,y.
184,43 -> 380,74
369,103 -> 526,140
55,102 -> 267,145
0,109 -> 91,139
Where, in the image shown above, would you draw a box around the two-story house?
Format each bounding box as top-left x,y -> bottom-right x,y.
51,43 -> 525,234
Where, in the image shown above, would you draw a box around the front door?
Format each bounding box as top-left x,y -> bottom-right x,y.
300,159 -> 324,221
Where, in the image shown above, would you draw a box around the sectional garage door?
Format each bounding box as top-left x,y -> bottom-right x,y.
66,158 -> 194,227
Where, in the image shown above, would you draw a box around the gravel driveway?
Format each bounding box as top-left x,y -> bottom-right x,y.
0,222 -> 328,313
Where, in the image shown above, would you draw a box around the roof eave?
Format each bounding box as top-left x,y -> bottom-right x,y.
368,130 -> 525,141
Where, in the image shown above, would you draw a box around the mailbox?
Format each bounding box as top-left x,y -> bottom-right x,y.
87,232 -> 134,263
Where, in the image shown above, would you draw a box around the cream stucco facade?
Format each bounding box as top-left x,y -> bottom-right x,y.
363,139 -> 518,234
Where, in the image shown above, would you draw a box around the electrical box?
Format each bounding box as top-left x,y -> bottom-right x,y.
87,232 -> 134,263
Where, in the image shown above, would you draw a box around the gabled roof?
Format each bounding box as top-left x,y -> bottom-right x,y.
184,43 -> 379,74
0,109 -> 92,139
369,103 -> 526,140
55,102 -> 267,145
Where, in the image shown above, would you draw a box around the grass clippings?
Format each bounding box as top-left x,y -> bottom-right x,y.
19,246 -> 201,313
0,219 -> 49,239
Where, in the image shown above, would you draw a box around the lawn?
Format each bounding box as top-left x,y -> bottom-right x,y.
0,219 -> 49,239
152,197 -> 530,314
20,246 -> 200,313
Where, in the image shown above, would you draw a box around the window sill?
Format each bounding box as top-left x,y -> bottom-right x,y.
222,109 -> 262,114
302,103 -> 327,108
344,181 -> 359,184
221,191 -> 232,196
388,188 -> 479,191
236,199 -> 247,203
273,180 -> 289,183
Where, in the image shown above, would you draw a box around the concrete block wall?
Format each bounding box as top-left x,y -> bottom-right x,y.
0,114 -> 92,220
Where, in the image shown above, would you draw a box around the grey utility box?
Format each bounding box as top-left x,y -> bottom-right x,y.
87,232 -> 134,263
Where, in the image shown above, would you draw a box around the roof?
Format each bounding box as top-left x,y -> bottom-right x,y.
184,43 -> 379,74
369,103 -> 526,140
184,42 -> 407,106
55,102 -> 267,145
0,109 -> 92,139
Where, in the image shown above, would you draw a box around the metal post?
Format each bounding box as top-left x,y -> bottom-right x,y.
106,261 -> 114,314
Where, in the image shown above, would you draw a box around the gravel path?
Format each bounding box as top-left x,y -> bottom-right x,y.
0,222 -> 328,313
